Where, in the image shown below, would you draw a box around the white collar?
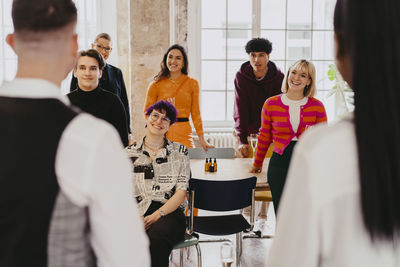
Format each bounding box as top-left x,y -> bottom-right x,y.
0,78 -> 70,105
282,94 -> 308,105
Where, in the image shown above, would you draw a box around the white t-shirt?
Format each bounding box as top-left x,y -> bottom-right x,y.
281,94 -> 308,138
266,113 -> 400,267
0,78 -> 150,267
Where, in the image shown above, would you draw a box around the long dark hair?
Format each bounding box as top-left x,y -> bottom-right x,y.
154,44 -> 188,82
334,0 -> 400,241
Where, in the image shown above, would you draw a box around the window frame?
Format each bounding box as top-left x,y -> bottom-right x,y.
188,0 -> 338,129
0,0 -> 118,91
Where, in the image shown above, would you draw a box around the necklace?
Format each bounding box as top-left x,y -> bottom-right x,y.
169,73 -> 183,83
144,140 -> 164,156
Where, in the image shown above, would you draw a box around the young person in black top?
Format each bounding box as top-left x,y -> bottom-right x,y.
69,33 -> 131,134
68,49 -> 129,146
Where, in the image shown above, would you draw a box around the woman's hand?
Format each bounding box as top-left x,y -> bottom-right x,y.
238,144 -> 251,158
143,211 -> 161,230
249,165 -> 262,174
199,135 -> 214,152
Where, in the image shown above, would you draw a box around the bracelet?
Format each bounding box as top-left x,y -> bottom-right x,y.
158,209 -> 165,217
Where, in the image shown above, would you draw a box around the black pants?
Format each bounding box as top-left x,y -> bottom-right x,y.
144,201 -> 186,267
267,141 -> 297,215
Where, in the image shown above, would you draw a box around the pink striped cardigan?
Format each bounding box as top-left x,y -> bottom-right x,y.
253,94 -> 327,167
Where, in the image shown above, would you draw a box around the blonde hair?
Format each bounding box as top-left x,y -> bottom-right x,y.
281,59 -> 316,97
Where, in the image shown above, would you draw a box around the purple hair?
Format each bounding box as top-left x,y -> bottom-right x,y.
145,100 -> 178,125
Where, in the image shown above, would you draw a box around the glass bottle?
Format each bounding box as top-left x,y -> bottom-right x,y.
205,158 -> 209,172
209,159 -> 215,172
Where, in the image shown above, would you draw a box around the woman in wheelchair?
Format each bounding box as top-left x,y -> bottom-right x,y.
126,100 -> 190,267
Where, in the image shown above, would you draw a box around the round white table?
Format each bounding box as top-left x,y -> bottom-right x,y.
190,158 -> 270,189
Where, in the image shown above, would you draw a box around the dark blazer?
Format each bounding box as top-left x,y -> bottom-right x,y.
70,63 -> 131,133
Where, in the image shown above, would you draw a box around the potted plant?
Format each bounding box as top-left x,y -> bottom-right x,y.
327,64 -> 354,119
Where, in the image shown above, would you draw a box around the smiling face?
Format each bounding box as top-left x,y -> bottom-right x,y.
74,56 -> 102,91
287,67 -> 311,94
166,49 -> 184,74
249,51 -> 269,75
146,109 -> 171,136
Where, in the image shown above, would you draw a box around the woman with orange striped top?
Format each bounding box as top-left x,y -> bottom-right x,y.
145,44 -> 213,151
250,59 -> 327,214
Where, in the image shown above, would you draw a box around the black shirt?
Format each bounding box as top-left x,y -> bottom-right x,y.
70,64 -> 131,133
68,87 -> 129,146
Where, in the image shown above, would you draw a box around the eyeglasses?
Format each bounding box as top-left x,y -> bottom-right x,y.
149,111 -> 171,124
95,44 -> 112,52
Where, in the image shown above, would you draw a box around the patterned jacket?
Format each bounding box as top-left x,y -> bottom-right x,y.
125,137 -> 190,215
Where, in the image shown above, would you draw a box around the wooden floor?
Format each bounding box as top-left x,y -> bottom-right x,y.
170,204 -> 276,267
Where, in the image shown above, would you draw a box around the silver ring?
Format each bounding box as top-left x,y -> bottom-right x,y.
256,169 -> 261,173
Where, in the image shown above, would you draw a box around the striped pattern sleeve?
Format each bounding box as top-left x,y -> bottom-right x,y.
298,98 -> 327,134
253,99 -> 273,167
308,98 -> 327,124
315,102 -> 327,123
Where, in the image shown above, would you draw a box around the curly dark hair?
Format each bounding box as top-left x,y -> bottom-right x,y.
245,38 -> 272,54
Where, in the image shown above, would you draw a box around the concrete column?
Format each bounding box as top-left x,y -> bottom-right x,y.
173,0 -> 188,48
129,0 -> 170,141
115,0 -> 132,130
116,0 -> 188,142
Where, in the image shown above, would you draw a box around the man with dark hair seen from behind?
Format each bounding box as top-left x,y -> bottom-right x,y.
234,37 -> 284,157
69,33 -> 131,136
0,0 -> 149,266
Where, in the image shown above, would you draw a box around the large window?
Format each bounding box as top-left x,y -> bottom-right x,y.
0,0 -> 17,86
0,0 -> 117,93
189,0 -> 337,127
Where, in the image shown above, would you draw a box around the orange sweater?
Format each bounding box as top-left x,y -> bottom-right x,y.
144,75 -> 204,137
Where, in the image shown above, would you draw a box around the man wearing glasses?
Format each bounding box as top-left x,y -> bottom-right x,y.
70,33 -> 131,136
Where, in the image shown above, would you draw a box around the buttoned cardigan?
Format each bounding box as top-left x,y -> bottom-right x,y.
253,94 -> 327,167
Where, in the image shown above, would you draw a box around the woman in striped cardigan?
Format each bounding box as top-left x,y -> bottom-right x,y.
250,59 -> 327,214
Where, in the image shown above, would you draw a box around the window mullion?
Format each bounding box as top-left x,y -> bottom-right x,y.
284,0 -> 288,71
252,0 -> 261,38
1,0 -> 4,83
225,0 -> 228,121
310,0 -> 314,60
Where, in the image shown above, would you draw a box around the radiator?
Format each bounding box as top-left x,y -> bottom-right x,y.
204,132 -> 236,148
